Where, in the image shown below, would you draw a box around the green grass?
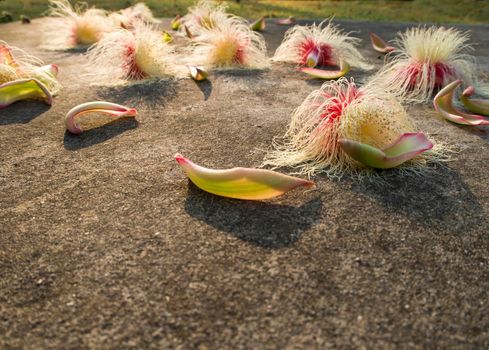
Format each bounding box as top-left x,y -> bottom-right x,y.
1,0 -> 488,24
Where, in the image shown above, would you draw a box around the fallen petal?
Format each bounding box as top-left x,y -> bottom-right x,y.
369,32 -> 396,54
175,154 -> 314,200
65,101 -> 137,135
34,64 -> 59,78
0,43 -> 19,68
162,31 -> 173,43
275,17 -> 295,25
433,80 -> 489,126
0,78 -> 52,109
188,65 -> 208,81
171,15 -> 181,30
300,60 -> 350,80
184,25 -> 193,39
460,85 -> 489,116
250,16 -> 266,32
339,132 -> 433,169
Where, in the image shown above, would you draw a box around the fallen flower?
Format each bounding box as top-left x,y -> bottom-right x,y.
188,65 -> 208,81
300,59 -> 350,80
65,101 -> 137,134
175,154 -> 314,200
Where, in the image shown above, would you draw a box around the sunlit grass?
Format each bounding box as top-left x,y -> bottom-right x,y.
1,0 -> 488,24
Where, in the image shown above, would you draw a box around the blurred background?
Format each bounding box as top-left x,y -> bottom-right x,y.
1,0 -> 488,24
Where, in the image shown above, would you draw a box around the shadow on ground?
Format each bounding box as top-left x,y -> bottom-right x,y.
95,79 -> 178,108
351,164 -> 486,234
63,117 -> 138,150
0,102 -> 50,125
184,182 -> 322,248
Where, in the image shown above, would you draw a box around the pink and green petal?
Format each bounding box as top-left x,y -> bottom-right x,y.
0,78 -> 52,109
460,85 -> 489,116
339,132 -> 433,169
369,32 -> 396,54
300,60 -> 350,80
65,101 -> 137,135
433,80 -> 489,126
188,65 -> 208,81
175,154 -> 314,200
250,17 -> 266,32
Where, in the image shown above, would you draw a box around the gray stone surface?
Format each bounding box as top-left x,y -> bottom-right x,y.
1,18 -> 488,349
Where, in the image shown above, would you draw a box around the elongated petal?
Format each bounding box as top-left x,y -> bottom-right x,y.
188,65 -> 208,81
276,17 -> 295,25
65,101 -> 137,135
34,63 -> 59,78
162,31 -> 173,43
433,80 -> 489,126
171,15 -> 181,30
369,32 -> 396,54
460,86 -> 489,116
175,154 -> 314,200
300,60 -> 350,80
0,78 -> 52,109
250,17 -> 266,31
339,133 -> 433,169
184,25 -> 193,39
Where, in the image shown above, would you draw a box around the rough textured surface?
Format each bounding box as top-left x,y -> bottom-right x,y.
1,19 -> 488,349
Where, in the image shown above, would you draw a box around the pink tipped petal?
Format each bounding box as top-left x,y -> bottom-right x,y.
0,79 -> 52,109
433,80 -> 489,126
276,17 -> 295,25
250,17 -> 266,32
339,133 -> 433,169
460,85 -> 489,116
171,15 -> 181,30
35,64 -> 59,78
65,101 -> 137,135
300,60 -> 350,80
174,154 -> 314,200
369,32 -> 396,54
188,65 -> 208,81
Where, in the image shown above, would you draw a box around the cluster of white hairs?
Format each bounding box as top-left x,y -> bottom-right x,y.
263,78 -> 438,178
41,0 -> 115,50
87,23 -> 186,82
273,20 -> 373,71
179,0 -> 228,36
0,41 -> 61,94
189,11 -> 270,69
109,3 -> 159,29
372,26 -> 487,103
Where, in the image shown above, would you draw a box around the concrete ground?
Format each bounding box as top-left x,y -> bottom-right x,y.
1,18 -> 488,349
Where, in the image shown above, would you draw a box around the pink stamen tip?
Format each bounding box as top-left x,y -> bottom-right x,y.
462,85 -> 475,96
174,154 -> 187,164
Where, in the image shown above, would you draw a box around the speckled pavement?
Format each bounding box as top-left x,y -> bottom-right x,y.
1,18 -> 488,349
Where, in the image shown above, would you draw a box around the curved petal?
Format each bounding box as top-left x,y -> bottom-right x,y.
188,65 -> 208,81
65,101 -> 137,135
339,132 -> 433,169
250,17 -> 266,32
460,85 -> 489,116
171,15 -> 181,30
433,80 -> 489,126
175,154 -> 314,200
184,25 -> 193,39
162,31 -> 173,43
369,32 -> 396,54
276,17 -> 295,25
0,78 -> 52,109
300,60 -> 350,80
